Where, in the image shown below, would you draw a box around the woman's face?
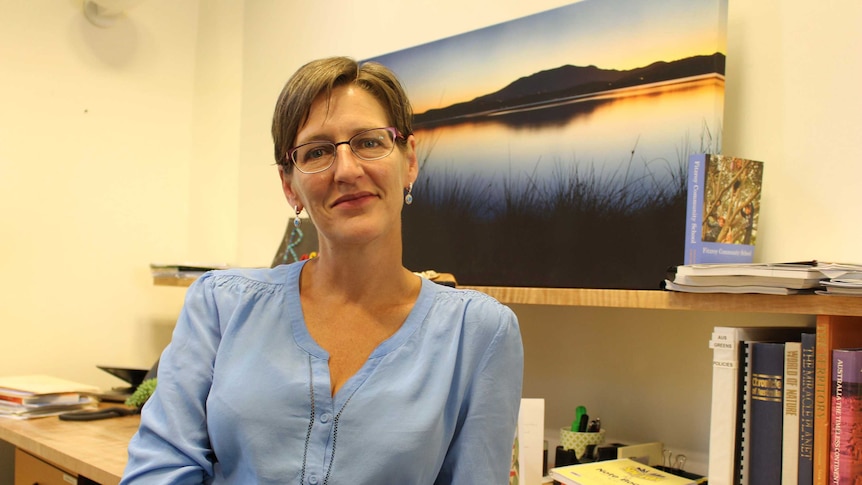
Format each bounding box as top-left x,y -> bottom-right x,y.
279,84 -> 418,248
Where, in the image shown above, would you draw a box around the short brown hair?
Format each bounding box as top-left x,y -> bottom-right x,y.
272,56 -> 414,172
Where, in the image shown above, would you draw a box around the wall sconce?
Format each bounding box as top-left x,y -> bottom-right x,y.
83,0 -> 147,27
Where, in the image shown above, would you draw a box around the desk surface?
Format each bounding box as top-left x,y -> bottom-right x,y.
0,411 -> 139,484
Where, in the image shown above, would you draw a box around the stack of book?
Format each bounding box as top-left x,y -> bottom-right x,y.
665,262 -> 826,295
0,375 -> 100,420
707,320 -> 862,485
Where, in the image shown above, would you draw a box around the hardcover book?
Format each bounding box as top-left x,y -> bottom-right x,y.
781,341 -> 801,485
798,333 -> 816,485
549,458 -> 695,485
829,348 -> 862,485
813,316 -> 862,485
684,154 -> 764,265
748,341 -> 786,485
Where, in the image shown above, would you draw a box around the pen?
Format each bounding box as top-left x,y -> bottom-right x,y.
578,413 -> 589,432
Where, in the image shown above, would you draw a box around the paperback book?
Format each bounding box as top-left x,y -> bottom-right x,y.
549,458 -> 695,485
684,154 -> 764,265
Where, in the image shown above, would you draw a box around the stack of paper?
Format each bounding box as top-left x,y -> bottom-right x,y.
0,375 -> 101,419
664,262 -> 826,295
815,263 -> 862,296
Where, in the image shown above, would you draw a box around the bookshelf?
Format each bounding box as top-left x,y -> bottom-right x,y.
153,275 -> 862,317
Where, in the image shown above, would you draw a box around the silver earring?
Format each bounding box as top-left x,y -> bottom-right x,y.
293,206 -> 302,227
404,183 -> 414,205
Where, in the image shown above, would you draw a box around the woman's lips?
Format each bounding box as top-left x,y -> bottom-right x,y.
332,192 -> 375,208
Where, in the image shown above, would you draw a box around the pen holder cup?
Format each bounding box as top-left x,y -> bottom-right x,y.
559,428 -> 606,459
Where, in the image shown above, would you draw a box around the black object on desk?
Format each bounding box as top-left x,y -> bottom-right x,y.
96,366 -> 149,402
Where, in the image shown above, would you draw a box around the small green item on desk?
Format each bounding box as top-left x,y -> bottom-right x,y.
125,377 -> 157,408
571,405 -> 587,431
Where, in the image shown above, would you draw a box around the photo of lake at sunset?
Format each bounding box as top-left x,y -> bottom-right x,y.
367,0 -> 728,288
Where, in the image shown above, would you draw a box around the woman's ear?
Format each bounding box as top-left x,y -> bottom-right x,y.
405,134 -> 419,186
278,165 -> 299,208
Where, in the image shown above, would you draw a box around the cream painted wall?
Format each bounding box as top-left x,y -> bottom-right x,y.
0,0 -> 203,387
1,0 -> 860,480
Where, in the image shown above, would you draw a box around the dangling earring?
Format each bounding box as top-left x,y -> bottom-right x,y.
404,183 -> 414,205
293,206 -> 302,227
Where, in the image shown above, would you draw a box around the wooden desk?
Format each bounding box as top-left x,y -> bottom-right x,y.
0,412 -> 139,484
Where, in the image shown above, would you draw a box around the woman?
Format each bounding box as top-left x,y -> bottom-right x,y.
121,57 -> 524,484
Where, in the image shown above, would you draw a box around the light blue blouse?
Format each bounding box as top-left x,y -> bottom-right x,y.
121,261 -> 524,484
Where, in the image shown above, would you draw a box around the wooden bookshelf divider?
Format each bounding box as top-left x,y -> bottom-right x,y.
153,275 -> 862,317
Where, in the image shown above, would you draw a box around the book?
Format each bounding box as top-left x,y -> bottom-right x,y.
673,262 -> 823,280
684,154 -> 764,265
0,396 -> 98,420
748,341 -> 786,485
549,458 -> 695,485
511,398 -> 545,485
798,333 -> 816,485
670,273 -> 823,290
813,316 -> 862,485
829,348 -> 862,484
149,262 -> 229,276
739,341 -> 754,485
664,279 -> 807,295
782,341 -> 802,485
0,374 -> 101,396
708,327 -> 807,485
0,392 -> 81,406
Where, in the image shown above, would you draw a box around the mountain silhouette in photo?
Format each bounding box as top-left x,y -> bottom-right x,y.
414,53 -> 725,127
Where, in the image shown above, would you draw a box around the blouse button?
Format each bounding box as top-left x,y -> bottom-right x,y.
308,474 -> 319,484
320,413 -> 332,423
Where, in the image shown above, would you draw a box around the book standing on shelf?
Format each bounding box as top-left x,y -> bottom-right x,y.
782,341 -> 801,485
707,326 -> 806,485
798,332 -> 816,485
748,341 -> 787,485
829,348 -> 862,484
813,316 -> 862,485
684,154 -> 764,265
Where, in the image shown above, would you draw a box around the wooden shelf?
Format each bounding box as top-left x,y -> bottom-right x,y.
154,275 -> 862,317
467,286 -> 862,316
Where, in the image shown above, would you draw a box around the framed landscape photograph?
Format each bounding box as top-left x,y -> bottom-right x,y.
366,0 -> 728,288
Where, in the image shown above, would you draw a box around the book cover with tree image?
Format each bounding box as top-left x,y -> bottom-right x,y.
684,154 -> 764,264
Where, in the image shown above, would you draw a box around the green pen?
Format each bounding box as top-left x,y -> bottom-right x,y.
571,405 -> 587,431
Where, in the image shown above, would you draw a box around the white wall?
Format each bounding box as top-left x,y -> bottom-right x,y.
0,0 -> 860,480
0,0 -> 201,385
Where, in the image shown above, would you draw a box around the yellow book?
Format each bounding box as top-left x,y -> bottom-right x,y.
549,458 -> 695,485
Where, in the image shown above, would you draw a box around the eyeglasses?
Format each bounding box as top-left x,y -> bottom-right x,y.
288,127 -> 405,174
